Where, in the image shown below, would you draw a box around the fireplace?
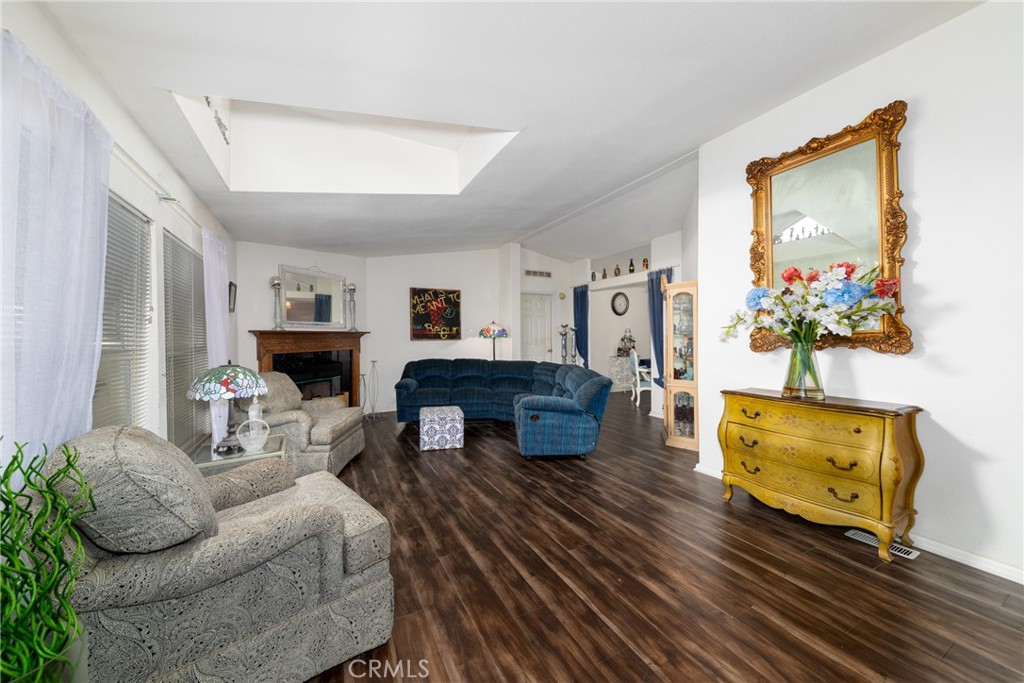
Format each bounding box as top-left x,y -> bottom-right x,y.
250,330 -> 368,407
272,350 -> 351,400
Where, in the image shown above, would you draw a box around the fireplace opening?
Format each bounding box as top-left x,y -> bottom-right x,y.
272,350 -> 352,402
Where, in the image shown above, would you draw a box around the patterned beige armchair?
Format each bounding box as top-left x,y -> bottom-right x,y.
50,426 -> 393,683
235,371 -> 365,476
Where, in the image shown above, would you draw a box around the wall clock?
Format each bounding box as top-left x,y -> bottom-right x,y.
611,292 -> 629,316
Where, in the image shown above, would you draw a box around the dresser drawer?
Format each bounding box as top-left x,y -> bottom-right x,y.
726,396 -> 884,449
724,451 -> 881,519
724,423 -> 879,483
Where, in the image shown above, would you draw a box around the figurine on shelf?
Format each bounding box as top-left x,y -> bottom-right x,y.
591,271 -> 596,281
642,257 -> 649,270
614,264 -> 621,277
602,268 -> 608,279
616,328 -> 636,357
628,259 -> 635,274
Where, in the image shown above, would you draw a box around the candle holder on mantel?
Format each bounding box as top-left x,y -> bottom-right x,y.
269,276 -> 284,329
345,283 -> 357,331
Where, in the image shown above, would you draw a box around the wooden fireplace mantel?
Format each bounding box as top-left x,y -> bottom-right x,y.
250,329 -> 368,407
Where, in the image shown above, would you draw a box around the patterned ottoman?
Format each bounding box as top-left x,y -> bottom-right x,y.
419,406 -> 465,451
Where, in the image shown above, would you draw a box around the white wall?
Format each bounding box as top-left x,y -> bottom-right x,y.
364,249 -> 502,412
697,3 -> 1023,579
589,284 -> 651,385
498,242 -> 521,359
233,242 -> 367,369
521,248 -> 577,359
652,231 -> 684,276
3,5 -> 237,439
679,197 -> 698,282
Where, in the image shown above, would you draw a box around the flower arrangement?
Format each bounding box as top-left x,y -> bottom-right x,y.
723,261 -> 899,343
722,261 -> 899,398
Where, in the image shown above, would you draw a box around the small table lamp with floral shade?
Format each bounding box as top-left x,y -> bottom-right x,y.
479,322 -> 507,360
186,363 -> 268,456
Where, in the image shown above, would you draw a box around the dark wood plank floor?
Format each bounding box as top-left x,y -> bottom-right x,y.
310,393 -> 1024,683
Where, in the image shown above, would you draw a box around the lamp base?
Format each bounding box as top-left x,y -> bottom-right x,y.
213,435 -> 245,458
214,398 -> 244,457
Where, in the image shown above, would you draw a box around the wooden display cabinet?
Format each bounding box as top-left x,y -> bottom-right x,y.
662,279 -> 698,450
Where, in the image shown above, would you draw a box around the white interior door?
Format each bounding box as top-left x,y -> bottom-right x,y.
521,294 -> 552,361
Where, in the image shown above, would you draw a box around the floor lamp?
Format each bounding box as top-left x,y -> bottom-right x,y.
479,322 -> 507,360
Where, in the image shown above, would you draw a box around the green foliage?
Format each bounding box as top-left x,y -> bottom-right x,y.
1,442 -> 95,683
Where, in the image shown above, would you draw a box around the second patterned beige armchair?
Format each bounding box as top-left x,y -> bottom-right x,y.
235,371 -> 364,476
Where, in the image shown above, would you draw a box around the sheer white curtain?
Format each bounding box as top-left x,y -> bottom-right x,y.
1,31 -> 114,464
201,228 -> 230,445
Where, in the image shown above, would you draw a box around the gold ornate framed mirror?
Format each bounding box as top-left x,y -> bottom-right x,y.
746,100 -> 912,354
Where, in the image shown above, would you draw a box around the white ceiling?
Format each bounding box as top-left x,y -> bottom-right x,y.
42,2 -> 977,261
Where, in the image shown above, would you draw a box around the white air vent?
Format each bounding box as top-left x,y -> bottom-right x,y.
844,529 -> 920,559
524,270 -> 552,278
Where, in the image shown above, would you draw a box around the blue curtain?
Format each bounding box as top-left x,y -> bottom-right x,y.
572,285 -> 589,368
647,268 -> 673,387
314,293 -> 332,322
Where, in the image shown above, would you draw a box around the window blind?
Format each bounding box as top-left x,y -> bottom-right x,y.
163,230 -> 208,452
92,195 -> 152,429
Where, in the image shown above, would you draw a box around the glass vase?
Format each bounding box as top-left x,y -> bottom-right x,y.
782,340 -> 824,400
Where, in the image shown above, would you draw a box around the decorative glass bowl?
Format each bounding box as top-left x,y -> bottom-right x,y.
236,419 -> 271,454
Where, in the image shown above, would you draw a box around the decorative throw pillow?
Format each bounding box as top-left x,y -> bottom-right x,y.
50,426 -> 218,553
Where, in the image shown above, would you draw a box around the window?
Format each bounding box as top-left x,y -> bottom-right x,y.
163,230 -> 208,452
92,195 -> 152,429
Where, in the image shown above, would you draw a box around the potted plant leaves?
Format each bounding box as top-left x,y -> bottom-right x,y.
2,441 -> 94,683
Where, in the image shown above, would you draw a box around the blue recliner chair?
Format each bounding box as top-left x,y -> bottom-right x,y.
513,365 -> 612,458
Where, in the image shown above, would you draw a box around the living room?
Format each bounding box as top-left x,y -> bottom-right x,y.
2,2 -> 1021,682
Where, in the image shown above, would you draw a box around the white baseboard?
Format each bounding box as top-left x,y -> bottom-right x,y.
910,537 -> 1023,584
690,462 -> 1022,584
693,462 -> 720,479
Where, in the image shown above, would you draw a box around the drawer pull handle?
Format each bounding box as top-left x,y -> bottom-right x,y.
740,461 -> 760,475
826,457 -> 858,471
827,487 -> 859,503
853,426 -> 863,434
739,436 -> 759,448
741,408 -> 761,419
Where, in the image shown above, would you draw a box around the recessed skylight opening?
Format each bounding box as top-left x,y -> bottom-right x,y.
172,94 -> 518,195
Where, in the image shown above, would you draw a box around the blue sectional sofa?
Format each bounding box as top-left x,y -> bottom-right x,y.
395,358 -> 613,457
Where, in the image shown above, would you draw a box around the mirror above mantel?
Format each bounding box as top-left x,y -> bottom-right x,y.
279,265 -> 350,328
746,100 -> 912,354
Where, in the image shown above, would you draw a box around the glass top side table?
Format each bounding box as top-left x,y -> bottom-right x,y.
193,434 -> 288,476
